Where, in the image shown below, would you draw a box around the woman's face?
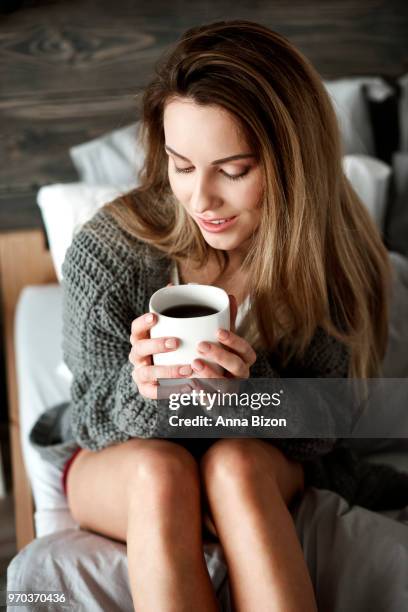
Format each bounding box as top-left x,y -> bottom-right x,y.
163,98 -> 264,257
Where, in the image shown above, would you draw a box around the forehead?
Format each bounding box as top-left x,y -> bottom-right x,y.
163,97 -> 248,152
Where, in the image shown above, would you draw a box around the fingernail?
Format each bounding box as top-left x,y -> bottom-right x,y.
179,365 -> 192,376
217,329 -> 229,340
198,342 -> 211,352
165,338 -> 177,349
192,360 -> 204,372
146,313 -> 154,323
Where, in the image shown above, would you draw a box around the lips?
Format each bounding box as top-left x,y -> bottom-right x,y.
197,215 -> 238,233
197,216 -> 235,222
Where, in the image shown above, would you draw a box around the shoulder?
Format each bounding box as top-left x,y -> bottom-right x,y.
60,205 -> 174,345
63,207 -> 146,274
62,205 -> 172,295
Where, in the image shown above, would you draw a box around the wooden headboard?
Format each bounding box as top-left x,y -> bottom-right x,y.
0,230 -> 57,550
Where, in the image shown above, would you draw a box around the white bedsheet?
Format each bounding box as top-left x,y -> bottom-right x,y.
15,284 -> 78,536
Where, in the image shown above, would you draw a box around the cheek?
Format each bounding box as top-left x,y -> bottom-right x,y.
235,177 -> 264,211
168,168 -> 189,201
167,162 -> 177,193
168,174 -> 177,195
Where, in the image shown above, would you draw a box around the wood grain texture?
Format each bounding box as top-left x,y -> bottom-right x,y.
1,0 -> 407,229
0,229 -> 57,549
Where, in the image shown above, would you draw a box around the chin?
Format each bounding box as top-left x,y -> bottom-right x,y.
203,235 -> 241,250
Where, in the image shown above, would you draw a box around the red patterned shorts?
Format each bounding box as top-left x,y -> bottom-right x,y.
61,447 -> 82,497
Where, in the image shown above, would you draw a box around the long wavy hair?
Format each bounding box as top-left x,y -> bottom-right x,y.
105,19 -> 391,378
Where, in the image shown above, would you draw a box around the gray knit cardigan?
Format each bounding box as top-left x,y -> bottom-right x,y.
61,208 -> 349,454
29,207 -> 408,510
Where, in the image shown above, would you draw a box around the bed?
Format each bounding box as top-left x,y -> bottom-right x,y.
2,77 -> 408,610
2,229 -> 408,611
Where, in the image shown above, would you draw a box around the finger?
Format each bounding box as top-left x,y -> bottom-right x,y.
189,376 -> 241,413
130,337 -> 180,361
132,371 -> 194,401
228,294 -> 238,334
131,370 -> 159,399
162,382 -> 194,397
186,377 -> 213,410
183,377 -> 207,401
196,341 -> 249,377
191,359 -> 225,378
190,376 -> 220,396
215,329 -> 257,366
130,312 -> 157,340
136,363 -> 193,384
129,352 -> 151,369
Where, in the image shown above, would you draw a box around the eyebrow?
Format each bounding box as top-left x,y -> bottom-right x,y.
164,144 -> 256,165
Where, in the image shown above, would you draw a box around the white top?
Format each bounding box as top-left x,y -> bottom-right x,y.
170,262 -> 251,331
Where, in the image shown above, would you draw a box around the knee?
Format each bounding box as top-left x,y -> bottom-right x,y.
126,439 -> 199,497
200,438 -> 284,491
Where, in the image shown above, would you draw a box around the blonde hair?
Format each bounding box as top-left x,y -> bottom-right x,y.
105,19 -> 391,378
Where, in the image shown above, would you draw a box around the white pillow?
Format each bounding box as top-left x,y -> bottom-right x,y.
56,360 -> 74,385
37,183 -> 130,281
324,78 -> 375,156
342,154 -> 391,232
70,122 -> 144,186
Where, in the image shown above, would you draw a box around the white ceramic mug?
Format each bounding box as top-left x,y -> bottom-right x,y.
149,284 -> 230,377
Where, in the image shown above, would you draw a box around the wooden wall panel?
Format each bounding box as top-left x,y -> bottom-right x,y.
1,0 -> 407,229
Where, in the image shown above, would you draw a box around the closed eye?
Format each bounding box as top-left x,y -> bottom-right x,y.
174,166 -> 250,182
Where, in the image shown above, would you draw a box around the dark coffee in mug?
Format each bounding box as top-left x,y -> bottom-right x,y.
160,304 -> 218,318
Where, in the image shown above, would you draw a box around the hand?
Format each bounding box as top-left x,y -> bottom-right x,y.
191,294 -> 256,379
129,286 -> 193,399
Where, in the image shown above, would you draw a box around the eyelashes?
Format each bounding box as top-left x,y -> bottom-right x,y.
173,166 -> 249,182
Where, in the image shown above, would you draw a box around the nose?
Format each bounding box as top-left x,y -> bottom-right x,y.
190,171 -> 222,215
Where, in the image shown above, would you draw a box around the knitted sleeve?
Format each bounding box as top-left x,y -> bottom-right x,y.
249,327 -> 350,462
61,219 -> 162,451
62,210 -> 350,458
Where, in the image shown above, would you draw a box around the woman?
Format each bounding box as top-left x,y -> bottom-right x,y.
39,20 -> 394,612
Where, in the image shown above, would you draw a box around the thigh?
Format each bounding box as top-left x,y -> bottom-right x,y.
260,439 -> 305,503
66,437 -> 200,543
200,438 -> 305,506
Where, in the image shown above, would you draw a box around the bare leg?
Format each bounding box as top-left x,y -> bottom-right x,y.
200,438 -> 317,612
125,441 -> 219,611
67,438 -> 219,612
